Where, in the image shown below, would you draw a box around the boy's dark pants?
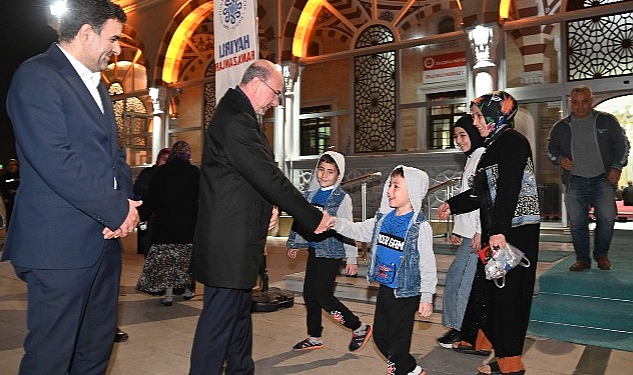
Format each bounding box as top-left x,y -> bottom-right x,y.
304,248 -> 361,337
374,284 -> 420,374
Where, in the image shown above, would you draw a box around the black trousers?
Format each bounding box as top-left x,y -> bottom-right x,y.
189,286 -> 254,375
373,284 -> 420,375
303,248 -> 361,337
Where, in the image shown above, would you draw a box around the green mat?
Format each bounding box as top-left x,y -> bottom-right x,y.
528,229 -> 633,352
539,234 -> 573,243
433,244 -> 571,263
536,249 -> 572,262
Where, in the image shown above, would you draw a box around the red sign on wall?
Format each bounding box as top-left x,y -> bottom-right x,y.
423,52 -> 467,83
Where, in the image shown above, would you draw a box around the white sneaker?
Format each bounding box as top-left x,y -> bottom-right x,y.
408,365 -> 423,375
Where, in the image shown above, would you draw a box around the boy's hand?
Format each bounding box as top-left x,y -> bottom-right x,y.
286,248 -> 298,259
345,263 -> 358,276
418,302 -> 433,317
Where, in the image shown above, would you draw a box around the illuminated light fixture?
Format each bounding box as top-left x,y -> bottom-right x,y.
499,0 -> 510,20
469,24 -> 496,69
50,0 -> 67,16
292,0 -> 322,58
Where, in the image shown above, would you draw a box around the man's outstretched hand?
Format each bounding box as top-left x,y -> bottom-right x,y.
315,211 -> 335,234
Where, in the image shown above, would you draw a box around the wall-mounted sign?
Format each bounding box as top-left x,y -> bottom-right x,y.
423,52 -> 467,84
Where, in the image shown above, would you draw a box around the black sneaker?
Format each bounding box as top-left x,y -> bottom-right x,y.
437,328 -> 460,348
292,337 -> 324,350
349,324 -> 372,352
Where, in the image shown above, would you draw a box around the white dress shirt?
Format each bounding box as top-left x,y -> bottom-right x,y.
57,44 -> 104,113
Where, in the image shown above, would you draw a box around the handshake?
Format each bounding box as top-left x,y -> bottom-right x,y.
315,211 -> 337,234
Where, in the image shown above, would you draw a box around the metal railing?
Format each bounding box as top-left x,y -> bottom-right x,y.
426,177 -> 461,237
341,171 -> 382,222
341,171 -> 382,260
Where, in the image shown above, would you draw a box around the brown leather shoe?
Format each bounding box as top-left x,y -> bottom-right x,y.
594,256 -> 611,270
569,261 -> 591,271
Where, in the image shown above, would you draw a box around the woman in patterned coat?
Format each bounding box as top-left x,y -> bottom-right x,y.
438,91 -> 540,375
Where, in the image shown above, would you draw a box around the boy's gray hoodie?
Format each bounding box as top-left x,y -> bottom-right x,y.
286,151 -> 357,263
333,165 -> 437,302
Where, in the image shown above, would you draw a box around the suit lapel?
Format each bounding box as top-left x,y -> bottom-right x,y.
49,45 -> 109,125
49,45 -> 119,163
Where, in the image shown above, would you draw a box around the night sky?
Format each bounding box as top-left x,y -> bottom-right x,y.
0,0 -> 58,166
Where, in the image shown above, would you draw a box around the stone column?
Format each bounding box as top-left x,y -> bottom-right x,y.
275,61 -> 302,177
148,86 -> 167,160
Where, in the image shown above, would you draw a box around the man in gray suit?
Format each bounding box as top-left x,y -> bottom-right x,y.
2,1 -> 140,373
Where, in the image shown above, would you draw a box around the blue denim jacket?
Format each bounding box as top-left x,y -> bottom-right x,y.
287,185 -> 356,261
367,210 -> 431,298
333,165 -> 436,303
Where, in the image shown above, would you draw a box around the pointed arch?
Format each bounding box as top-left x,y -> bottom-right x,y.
152,0 -> 214,86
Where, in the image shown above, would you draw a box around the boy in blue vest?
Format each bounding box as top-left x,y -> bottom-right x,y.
333,166 -> 436,375
287,151 -> 372,352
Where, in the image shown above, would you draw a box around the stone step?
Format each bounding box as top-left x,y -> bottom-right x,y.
281,229 -> 571,312
284,257 -> 451,311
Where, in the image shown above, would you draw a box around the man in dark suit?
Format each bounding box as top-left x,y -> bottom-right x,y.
1,1 -> 140,374
189,60 -> 333,375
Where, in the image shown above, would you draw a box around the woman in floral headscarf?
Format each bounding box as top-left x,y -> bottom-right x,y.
438,91 -> 540,375
136,141 -> 200,306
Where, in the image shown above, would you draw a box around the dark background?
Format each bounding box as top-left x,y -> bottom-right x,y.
0,0 -> 58,168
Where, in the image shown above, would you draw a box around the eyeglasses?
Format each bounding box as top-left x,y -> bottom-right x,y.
260,78 -> 282,97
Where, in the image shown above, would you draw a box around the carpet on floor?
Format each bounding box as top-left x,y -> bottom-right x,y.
528,229 -> 633,352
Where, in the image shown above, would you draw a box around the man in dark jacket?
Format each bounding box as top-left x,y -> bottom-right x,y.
547,85 -> 630,271
189,60 -> 332,375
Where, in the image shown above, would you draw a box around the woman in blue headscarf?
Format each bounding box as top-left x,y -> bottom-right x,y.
438,91 -> 540,375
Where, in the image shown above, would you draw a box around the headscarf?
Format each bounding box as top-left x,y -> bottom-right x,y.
454,114 -> 485,156
167,140 -> 191,162
471,91 -> 518,146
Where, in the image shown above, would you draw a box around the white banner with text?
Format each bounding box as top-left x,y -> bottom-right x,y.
214,1 -> 259,103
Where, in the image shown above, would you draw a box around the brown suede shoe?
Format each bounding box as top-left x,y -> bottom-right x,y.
594,256 -> 611,270
569,261 -> 591,271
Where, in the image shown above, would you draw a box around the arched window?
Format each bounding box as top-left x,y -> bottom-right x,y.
354,25 -> 396,152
